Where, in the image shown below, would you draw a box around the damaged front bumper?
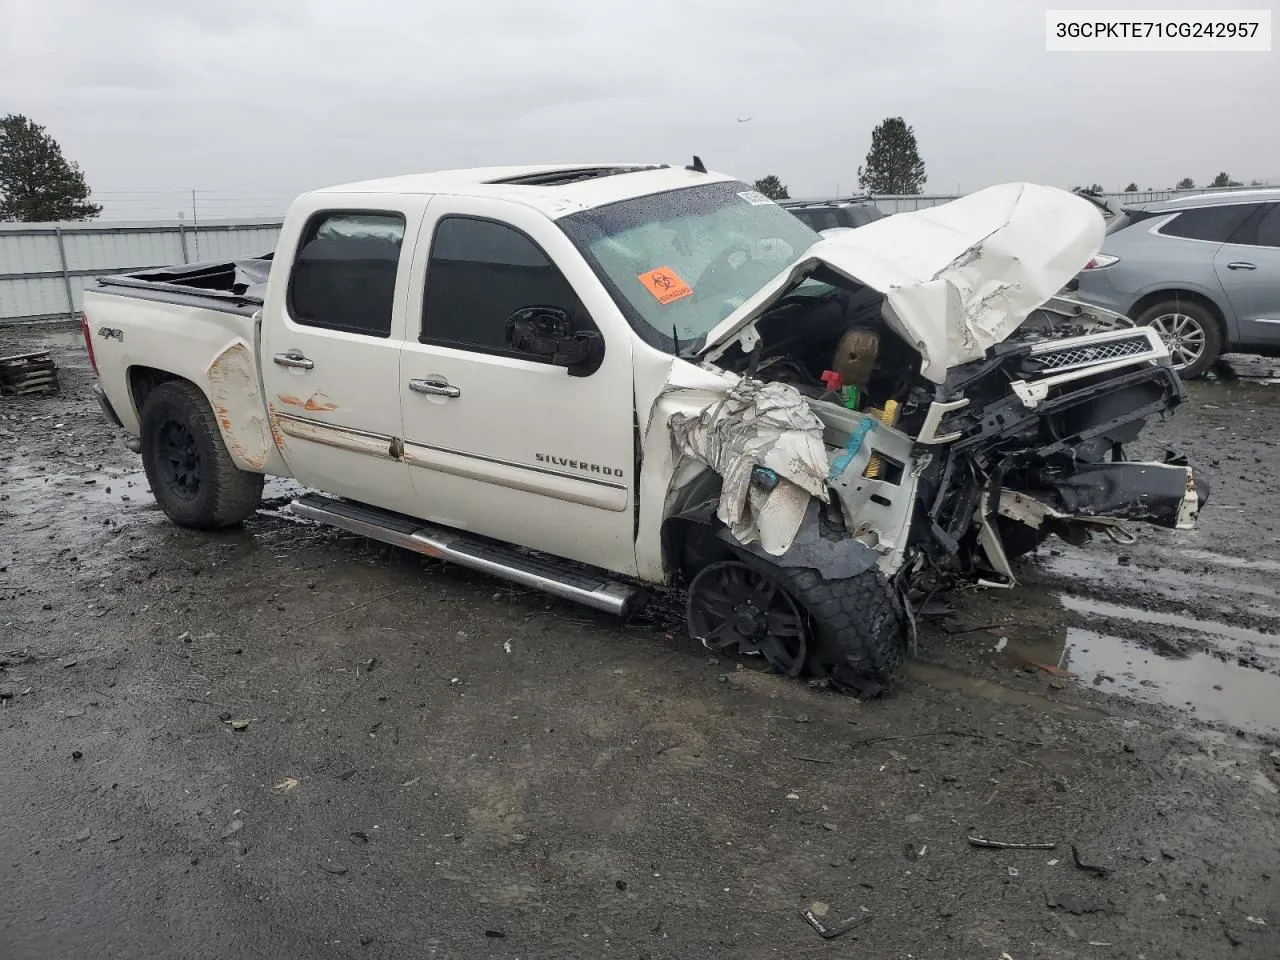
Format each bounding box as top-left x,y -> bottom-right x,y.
667,324 -> 1200,593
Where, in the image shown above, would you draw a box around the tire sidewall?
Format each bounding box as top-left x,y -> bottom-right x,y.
140,385 -> 224,527
1137,301 -> 1222,380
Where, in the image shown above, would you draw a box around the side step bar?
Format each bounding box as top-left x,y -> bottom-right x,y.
290,493 -> 647,617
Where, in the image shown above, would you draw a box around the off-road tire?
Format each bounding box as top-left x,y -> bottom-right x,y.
139,379 -> 264,530
1134,299 -> 1222,380
777,566 -> 907,698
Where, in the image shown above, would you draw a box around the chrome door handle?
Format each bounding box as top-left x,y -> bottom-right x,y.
273,351 -> 314,370
1227,261 -> 1257,270
408,378 -> 461,398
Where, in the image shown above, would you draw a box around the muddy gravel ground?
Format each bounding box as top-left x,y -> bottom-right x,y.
3,330 -> 1279,960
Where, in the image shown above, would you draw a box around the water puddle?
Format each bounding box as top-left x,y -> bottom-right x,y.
4,467 -> 301,512
1043,551 -> 1280,614
1063,627 -> 1280,736
1059,594 -> 1279,655
967,592 -> 1280,735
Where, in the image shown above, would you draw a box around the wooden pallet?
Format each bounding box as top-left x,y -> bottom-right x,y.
0,350 -> 60,396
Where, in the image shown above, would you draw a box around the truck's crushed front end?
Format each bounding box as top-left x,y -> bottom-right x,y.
659,182 -> 1201,693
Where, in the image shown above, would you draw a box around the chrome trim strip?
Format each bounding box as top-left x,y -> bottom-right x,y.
402,439 -> 628,491
275,413 -> 398,460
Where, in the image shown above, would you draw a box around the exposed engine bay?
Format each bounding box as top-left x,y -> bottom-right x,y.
680,274 -> 1202,597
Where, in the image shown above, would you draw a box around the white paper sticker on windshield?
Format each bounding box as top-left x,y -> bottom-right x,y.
737,190 -> 775,206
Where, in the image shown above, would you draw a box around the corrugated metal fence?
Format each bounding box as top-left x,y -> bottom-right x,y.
1,185 -> 1267,325
0,218 -> 282,325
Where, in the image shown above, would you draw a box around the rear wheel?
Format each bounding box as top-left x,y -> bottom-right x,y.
1134,300 -> 1222,380
140,380 -> 264,529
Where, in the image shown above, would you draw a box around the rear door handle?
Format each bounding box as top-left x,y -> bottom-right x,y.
273,351 -> 314,370
1227,261 -> 1257,270
408,378 -> 461,398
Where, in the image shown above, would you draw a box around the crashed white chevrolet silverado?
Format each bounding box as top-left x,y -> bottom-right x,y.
82,163 -> 1203,695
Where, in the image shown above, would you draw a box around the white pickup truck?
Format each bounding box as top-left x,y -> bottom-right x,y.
83,162 -> 1203,695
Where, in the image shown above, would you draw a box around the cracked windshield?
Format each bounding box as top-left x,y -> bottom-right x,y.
562,180 -> 818,350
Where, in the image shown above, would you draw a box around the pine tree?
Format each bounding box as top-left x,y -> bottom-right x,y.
752,175 -> 790,200
0,114 -> 102,222
856,117 -> 926,195
1123,182 -> 1138,193
1176,177 -> 1195,190
1210,171 -> 1242,188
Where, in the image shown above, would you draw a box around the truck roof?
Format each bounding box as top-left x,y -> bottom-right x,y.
309,164 -> 737,218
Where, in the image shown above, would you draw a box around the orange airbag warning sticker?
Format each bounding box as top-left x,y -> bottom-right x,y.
637,266 -> 693,305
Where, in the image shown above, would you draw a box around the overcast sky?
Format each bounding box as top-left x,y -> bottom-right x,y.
2,0 -> 1276,219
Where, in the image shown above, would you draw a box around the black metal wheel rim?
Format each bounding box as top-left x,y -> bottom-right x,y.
687,561 -> 807,677
156,418 -> 201,500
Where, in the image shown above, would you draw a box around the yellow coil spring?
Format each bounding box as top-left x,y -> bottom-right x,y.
863,399 -> 900,479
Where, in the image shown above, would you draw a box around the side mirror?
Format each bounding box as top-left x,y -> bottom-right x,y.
504,306 -> 603,377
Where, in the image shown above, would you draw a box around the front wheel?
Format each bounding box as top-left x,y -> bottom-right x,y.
1134,300 -> 1222,380
686,559 -> 907,697
140,380 -> 264,529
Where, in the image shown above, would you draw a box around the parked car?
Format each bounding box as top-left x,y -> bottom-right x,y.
81,165 -> 1201,696
1071,189 -> 1280,378
779,197 -> 887,233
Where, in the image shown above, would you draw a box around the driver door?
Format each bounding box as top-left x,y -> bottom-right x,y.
398,197 -> 638,575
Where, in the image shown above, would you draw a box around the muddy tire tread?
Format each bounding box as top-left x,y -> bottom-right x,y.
140,379 -> 264,530
777,566 -> 907,698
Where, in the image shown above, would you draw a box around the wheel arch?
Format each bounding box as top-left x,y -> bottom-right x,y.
129,346 -> 282,475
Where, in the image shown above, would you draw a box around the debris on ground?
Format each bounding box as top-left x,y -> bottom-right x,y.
274,778 -> 299,791
0,350 -> 59,396
1070,844 -> 1113,877
802,905 -> 870,939
1046,892 -> 1101,915
319,862 -> 348,875
220,819 -> 244,840
969,837 -> 1057,850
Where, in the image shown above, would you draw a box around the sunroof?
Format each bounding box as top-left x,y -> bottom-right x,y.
486,165 -> 668,187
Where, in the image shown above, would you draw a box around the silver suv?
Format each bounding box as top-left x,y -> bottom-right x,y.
1072,190 -> 1280,378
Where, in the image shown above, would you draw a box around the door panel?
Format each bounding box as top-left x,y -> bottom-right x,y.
1215,202 -> 1280,344
398,199 -> 638,576
261,204 -> 424,514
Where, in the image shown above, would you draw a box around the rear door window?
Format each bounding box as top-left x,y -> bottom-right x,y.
1157,204 -> 1258,242
287,212 -> 406,337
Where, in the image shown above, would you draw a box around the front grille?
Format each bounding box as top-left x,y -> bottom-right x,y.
1033,335 -> 1152,372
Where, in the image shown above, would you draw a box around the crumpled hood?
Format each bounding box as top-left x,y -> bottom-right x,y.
700,183 -> 1106,383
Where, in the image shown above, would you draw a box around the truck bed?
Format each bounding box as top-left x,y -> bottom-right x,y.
94,255 -> 273,316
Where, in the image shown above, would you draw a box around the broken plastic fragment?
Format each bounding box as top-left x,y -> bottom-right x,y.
828,418 -> 876,480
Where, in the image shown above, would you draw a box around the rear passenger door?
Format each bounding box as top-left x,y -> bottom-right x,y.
261,203 -> 425,515
1215,202 -> 1280,344
398,198 -> 638,576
